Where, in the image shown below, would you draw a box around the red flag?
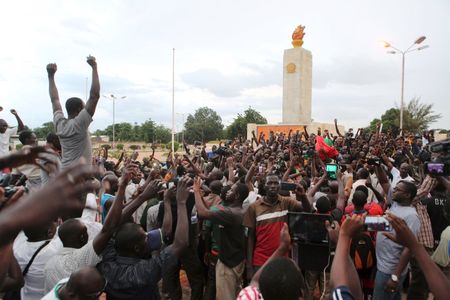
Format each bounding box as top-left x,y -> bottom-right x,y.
315,136 -> 339,160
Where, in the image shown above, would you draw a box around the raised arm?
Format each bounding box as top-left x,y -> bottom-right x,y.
9,110 -> 24,132
334,119 -> 344,137
85,55 -> 100,117
93,164 -> 137,254
193,177 -> 212,219
161,187 -> 176,239
46,63 -> 63,113
170,176 -> 190,257
384,213 -> 450,300
327,216 -> 364,300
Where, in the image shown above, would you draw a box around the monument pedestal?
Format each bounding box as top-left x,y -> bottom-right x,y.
282,47 -> 312,124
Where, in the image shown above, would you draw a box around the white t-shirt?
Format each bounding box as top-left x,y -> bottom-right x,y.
13,233 -> 60,300
391,167 -> 415,188
41,277 -> 68,300
0,127 -> 17,157
43,240 -> 101,293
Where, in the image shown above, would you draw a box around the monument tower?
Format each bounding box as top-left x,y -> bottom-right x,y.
282,25 -> 312,124
247,25 -> 344,140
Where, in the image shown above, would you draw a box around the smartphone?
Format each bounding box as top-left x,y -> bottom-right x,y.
364,216 -> 392,232
326,164 -> 338,180
280,181 -> 297,191
424,162 -> 447,176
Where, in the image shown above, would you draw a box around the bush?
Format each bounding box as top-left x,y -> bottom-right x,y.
142,145 -> 146,149
166,141 -> 180,152
116,144 -> 124,150
15,144 -> 23,151
129,144 -> 141,150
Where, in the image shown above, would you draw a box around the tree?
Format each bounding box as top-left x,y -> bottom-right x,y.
154,125 -> 172,143
368,97 -> 441,133
226,107 -> 267,139
33,122 -> 55,139
184,107 -> 224,143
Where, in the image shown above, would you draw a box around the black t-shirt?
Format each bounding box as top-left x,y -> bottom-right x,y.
157,193 -> 196,245
209,205 -> 246,268
422,195 -> 450,243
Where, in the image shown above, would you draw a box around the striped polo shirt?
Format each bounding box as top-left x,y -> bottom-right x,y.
243,195 -> 302,266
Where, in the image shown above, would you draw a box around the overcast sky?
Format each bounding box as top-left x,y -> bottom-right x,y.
0,0 -> 448,133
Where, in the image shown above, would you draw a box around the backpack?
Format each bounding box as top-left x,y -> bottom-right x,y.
349,232 -> 376,272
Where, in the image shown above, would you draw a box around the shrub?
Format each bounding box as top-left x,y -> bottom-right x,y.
166,141 -> 180,152
116,144 -> 124,150
16,144 -> 23,151
129,144 -> 140,150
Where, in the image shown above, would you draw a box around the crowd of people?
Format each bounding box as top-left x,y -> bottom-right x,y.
0,56 -> 449,300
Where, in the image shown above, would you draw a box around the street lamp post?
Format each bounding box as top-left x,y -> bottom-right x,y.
382,36 -> 429,132
102,94 -> 126,148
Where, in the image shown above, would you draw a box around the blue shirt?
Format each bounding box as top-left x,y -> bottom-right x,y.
100,194 -> 114,223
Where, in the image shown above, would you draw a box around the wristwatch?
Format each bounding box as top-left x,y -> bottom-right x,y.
391,274 -> 399,282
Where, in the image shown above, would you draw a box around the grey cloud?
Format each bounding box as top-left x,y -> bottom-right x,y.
181,62 -> 281,98
313,56 -> 398,89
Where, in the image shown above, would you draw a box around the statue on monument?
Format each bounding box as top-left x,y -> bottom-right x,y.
292,25 -> 305,48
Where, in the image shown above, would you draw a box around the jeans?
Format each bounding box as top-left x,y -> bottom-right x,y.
373,270 -> 406,300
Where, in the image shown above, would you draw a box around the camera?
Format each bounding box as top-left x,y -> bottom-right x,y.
367,156 -> 381,166
214,146 -> 232,157
0,174 -> 18,199
424,138 -> 450,176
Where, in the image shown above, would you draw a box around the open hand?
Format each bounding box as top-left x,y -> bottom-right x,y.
340,214 -> 364,239
177,176 -> 193,205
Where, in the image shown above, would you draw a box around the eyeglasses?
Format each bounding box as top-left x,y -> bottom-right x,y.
83,279 -> 108,299
393,186 -> 408,193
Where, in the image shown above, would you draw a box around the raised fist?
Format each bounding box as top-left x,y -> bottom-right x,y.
46,63 -> 57,76
86,55 -> 97,67
10,109 -> 17,115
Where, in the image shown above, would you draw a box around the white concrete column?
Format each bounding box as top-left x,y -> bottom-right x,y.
282,47 -> 312,124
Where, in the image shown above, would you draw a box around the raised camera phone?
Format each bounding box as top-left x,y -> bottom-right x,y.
364,216 -> 392,232
326,164 -> 338,180
280,181 -> 297,191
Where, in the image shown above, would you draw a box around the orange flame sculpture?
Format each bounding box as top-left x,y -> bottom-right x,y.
292,25 -> 305,48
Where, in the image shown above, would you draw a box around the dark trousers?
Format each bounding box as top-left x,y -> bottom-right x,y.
203,254 -> 218,300
163,246 -> 205,300
407,248 -> 433,300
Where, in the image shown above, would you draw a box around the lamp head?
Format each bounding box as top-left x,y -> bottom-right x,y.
415,36 -> 426,44
382,41 -> 391,48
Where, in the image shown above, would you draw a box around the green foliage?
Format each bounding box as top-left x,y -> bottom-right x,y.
33,122 -> 55,139
368,97 -> 441,134
166,141 -> 180,152
93,119 -> 171,143
129,144 -> 140,150
226,107 -> 267,139
15,144 -> 23,150
116,144 -> 124,150
184,107 -> 224,143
